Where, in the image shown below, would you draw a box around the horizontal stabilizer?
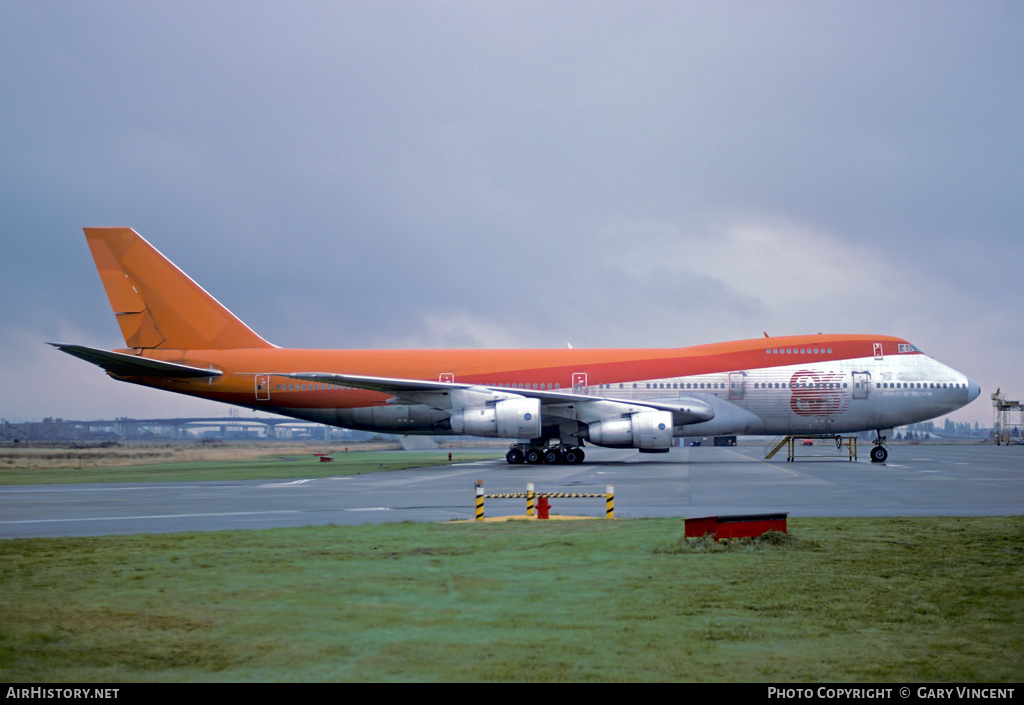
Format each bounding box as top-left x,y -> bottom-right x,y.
49,343 -> 222,379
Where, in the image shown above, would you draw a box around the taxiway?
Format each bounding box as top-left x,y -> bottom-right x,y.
1,444 -> 1021,539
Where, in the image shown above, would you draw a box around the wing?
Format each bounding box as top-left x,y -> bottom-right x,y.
281,372 -> 714,426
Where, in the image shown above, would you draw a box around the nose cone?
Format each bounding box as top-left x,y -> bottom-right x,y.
968,378 -> 981,403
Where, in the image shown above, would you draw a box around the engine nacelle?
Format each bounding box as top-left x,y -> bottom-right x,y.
586,410 -> 674,450
449,397 -> 542,439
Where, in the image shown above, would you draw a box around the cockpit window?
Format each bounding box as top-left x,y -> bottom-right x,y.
898,343 -> 922,353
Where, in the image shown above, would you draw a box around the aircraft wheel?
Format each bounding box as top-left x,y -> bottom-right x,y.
506,448 -> 524,465
544,449 -> 562,464
525,448 -> 544,464
564,448 -> 584,464
870,446 -> 888,463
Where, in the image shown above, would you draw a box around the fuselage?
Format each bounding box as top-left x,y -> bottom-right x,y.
117,333 -> 979,440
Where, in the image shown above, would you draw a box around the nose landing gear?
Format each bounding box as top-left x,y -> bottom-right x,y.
870,432 -> 888,463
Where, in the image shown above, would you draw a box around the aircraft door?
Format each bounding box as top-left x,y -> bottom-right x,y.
255,374 -> 270,401
728,372 -> 746,400
852,371 -> 870,400
572,372 -> 588,392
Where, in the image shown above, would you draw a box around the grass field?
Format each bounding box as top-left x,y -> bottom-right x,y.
2,516 -> 1021,682
0,444 -> 500,484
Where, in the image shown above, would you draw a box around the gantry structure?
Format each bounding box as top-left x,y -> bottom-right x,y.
991,389 -> 1024,445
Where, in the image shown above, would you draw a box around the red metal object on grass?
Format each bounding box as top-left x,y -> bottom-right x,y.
684,513 -> 788,539
537,496 -> 550,520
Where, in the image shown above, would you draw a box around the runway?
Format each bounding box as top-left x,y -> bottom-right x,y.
1,444 -> 1021,538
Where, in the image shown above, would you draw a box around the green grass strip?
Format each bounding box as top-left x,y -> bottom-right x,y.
0,451 -> 500,485
2,517 -> 1021,682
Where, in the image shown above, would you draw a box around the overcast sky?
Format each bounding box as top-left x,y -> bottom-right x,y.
2,1 -> 1020,424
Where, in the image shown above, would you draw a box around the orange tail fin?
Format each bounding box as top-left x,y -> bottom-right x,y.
84,227 -> 273,350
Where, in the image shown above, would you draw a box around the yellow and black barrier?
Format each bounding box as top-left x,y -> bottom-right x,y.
475,481 -> 614,521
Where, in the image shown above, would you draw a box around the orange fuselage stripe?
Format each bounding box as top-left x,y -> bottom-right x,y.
124,333 -> 913,409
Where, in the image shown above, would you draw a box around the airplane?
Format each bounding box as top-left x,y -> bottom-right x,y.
52,227 -> 980,465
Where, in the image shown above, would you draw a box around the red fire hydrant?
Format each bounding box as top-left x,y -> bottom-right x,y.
537,496 -> 550,520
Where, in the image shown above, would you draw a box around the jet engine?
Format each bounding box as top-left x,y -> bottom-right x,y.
449,397 -> 542,439
585,410 -> 674,451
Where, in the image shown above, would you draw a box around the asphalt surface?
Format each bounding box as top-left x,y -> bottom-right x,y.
1,444 -> 1021,538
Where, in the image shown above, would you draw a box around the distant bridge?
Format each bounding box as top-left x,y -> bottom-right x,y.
1,415 -> 345,442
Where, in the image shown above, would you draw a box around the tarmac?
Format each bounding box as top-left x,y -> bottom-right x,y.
1,444 -> 1021,539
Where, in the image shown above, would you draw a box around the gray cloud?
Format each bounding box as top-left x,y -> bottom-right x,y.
2,1 -> 1021,423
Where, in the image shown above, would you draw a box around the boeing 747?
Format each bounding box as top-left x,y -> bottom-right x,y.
52,228 -> 980,464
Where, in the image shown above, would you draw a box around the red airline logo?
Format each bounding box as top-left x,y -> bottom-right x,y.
789,370 -> 851,417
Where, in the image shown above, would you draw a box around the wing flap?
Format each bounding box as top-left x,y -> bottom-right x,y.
282,372 -> 468,395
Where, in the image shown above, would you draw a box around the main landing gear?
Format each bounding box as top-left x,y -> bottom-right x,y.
870,433 -> 889,463
506,443 -> 585,465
